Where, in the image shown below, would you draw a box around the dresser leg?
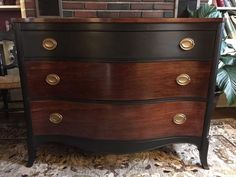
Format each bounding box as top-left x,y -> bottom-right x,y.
26,149 -> 36,167
199,139 -> 209,170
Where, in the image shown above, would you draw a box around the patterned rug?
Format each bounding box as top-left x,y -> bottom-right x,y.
0,118 -> 235,177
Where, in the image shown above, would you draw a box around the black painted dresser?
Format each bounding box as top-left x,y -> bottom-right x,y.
13,18 -> 223,168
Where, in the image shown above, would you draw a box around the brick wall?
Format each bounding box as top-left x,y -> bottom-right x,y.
23,0 -> 209,18
64,0 -> 175,18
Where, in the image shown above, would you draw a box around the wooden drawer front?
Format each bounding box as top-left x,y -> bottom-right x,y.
25,61 -> 211,100
31,100 -> 206,140
21,31 -> 215,60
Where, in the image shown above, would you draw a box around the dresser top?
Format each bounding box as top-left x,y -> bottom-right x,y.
12,18 -> 224,24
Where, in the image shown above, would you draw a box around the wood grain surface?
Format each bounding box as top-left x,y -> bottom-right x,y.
30,100 -> 206,140
25,60 -> 211,100
12,18 -> 224,23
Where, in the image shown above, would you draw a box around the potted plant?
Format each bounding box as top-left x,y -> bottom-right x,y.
189,4 -> 236,105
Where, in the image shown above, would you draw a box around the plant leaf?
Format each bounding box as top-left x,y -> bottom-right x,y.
197,4 -> 218,18
205,11 -> 222,18
187,7 -> 197,18
221,40 -> 235,55
221,40 -> 228,54
188,4 -> 222,18
217,65 -> 236,105
220,54 -> 236,65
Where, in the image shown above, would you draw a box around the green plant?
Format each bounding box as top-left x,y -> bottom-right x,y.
217,49 -> 236,105
188,4 -> 222,18
189,4 -> 236,105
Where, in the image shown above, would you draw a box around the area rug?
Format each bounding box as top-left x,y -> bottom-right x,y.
0,118 -> 235,177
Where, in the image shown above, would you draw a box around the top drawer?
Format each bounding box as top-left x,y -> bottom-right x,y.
20,30 -> 216,60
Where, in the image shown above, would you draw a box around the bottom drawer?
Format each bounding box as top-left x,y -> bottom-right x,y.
30,101 -> 206,140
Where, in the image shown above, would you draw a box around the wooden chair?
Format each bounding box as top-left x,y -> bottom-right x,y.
0,31 -> 22,119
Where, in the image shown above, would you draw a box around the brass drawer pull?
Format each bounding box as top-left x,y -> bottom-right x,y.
176,74 -> 191,86
42,38 -> 57,50
49,113 -> 63,124
179,38 -> 195,51
173,113 -> 187,125
46,74 -> 60,85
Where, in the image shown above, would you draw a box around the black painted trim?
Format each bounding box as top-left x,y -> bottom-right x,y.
20,30 -> 216,60
13,24 -> 37,164
34,135 -> 202,154
202,24 -> 224,142
199,21 -> 224,169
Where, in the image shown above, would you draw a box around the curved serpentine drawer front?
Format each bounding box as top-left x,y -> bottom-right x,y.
21,30 -> 215,60
25,60 -> 211,100
30,100 -> 206,140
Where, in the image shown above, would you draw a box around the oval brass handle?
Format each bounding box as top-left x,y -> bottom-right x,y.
49,113 -> 63,124
46,74 -> 60,85
176,74 -> 191,86
173,113 -> 187,125
179,38 -> 195,51
42,38 -> 57,50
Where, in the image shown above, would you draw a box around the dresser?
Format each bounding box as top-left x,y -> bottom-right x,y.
13,18 -> 223,168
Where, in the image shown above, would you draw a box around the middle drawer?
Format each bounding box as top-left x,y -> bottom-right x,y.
25,60 -> 211,100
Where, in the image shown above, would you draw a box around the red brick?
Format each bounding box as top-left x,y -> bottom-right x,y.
74,11 -> 97,18
131,3 -> 153,10
85,2 -> 107,10
23,0 -> 177,18
121,0 -> 141,1
142,0 -> 165,1
153,2 -> 174,10
24,0 -> 35,9
63,2 -> 84,9
25,9 -> 36,17
142,11 -> 163,17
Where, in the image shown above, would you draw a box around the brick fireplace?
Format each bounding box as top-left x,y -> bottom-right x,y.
23,0 -> 208,18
